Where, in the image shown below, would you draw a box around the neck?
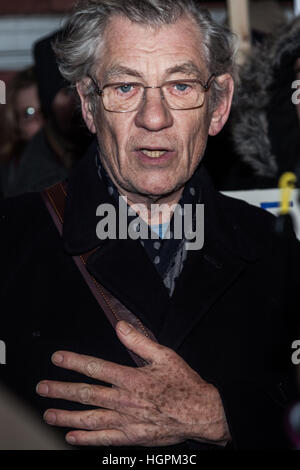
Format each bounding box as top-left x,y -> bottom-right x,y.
119,187 -> 184,226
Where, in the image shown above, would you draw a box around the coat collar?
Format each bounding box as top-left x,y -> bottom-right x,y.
63,139 -> 110,254
62,140 -> 266,342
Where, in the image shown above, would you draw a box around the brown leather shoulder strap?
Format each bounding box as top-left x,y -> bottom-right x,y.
42,182 -> 66,235
41,182 -> 157,367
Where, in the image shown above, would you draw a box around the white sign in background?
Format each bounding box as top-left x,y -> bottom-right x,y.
222,188 -> 300,240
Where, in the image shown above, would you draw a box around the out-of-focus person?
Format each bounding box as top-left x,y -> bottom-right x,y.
202,0 -> 287,191
5,30 -> 93,198
0,67 -> 44,198
229,16 -> 300,190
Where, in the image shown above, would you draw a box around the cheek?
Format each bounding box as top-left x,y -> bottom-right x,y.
100,107 -> 119,137
96,109 -> 117,150
104,116 -> 135,156
96,113 -> 132,167
182,114 -> 209,161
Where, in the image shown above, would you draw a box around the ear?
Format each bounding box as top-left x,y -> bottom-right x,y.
208,74 -> 234,136
76,80 -> 97,134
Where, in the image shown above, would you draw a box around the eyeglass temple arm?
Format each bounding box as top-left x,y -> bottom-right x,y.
87,74 -> 103,96
203,74 -> 216,91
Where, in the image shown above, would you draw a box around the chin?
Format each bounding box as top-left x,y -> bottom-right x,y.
133,181 -> 183,200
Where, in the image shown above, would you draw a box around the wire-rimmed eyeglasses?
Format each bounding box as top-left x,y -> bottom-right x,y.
87,74 -> 216,113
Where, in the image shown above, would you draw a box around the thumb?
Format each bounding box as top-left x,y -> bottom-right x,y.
116,320 -> 165,364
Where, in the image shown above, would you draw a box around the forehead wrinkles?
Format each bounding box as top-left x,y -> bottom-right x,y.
102,61 -> 206,84
96,14 -> 207,77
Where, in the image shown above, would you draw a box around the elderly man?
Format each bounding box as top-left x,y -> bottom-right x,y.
1,0 -> 299,451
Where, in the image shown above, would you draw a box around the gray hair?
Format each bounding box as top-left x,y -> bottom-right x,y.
53,0 -> 238,112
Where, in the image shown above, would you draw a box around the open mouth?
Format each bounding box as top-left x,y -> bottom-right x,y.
139,149 -> 170,158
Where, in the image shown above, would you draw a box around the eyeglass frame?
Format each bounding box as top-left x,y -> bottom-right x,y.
87,73 -> 216,113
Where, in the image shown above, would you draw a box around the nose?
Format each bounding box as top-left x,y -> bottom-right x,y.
134,87 -> 173,131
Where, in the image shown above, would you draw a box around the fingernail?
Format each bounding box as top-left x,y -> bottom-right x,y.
118,321 -> 133,335
44,411 -> 56,424
36,382 -> 49,396
66,435 -> 77,444
52,353 -> 64,364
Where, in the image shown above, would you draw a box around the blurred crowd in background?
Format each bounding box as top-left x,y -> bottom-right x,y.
0,30 -> 92,198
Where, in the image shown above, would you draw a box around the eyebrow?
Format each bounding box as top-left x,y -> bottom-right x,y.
103,65 -> 144,83
102,61 -> 204,83
165,62 -> 203,79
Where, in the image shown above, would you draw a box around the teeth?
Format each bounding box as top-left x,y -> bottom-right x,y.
141,149 -> 167,158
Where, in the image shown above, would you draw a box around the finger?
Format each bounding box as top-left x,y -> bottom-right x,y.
36,380 -> 122,408
36,380 -> 148,409
116,321 -> 171,364
50,350 -> 137,388
43,408 -> 121,430
65,429 -> 131,447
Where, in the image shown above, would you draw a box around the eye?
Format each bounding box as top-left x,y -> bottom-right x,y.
174,83 -> 190,92
167,82 -> 194,96
117,84 -> 134,94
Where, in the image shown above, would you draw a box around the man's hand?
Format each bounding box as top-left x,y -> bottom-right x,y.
36,321 -> 230,447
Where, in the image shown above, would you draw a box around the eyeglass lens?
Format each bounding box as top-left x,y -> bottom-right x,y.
102,81 -> 206,112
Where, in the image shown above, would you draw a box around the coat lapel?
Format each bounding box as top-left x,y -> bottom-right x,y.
159,169 -> 261,350
159,238 -> 247,350
85,238 -> 170,337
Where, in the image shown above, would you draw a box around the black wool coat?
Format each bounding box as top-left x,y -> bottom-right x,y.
0,145 -> 300,451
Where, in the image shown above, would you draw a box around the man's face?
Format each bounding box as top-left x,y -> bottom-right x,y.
79,15 -> 232,200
